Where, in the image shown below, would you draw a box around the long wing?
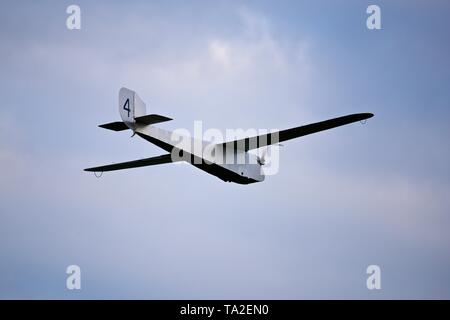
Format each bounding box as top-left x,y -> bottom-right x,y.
218,113 -> 374,151
84,153 -> 175,172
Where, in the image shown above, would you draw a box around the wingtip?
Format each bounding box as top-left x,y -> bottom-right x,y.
361,112 -> 374,119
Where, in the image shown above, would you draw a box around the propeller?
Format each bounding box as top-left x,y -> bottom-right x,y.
256,144 -> 283,166
256,147 -> 268,165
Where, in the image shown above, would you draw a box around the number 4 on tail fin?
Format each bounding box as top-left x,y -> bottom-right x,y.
123,98 -> 130,117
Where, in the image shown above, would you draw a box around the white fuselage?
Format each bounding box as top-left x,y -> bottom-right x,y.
135,124 -> 265,184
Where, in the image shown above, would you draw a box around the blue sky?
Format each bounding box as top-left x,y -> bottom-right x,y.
0,0 -> 449,299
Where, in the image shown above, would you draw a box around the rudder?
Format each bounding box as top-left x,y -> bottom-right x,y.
119,87 -> 146,127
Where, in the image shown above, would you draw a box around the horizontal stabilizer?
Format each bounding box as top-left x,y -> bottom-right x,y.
84,154 -> 175,172
135,114 -> 173,125
99,121 -> 129,131
99,114 -> 172,131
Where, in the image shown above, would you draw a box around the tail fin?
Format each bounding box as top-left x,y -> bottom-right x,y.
98,87 -> 172,131
119,87 -> 146,127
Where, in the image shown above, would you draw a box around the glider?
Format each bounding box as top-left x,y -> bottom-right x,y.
85,88 -> 373,184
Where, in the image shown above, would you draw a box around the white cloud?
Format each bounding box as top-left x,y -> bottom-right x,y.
5,6 -> 311,120
206,8 -> 288,73
209,40 -> 232,71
